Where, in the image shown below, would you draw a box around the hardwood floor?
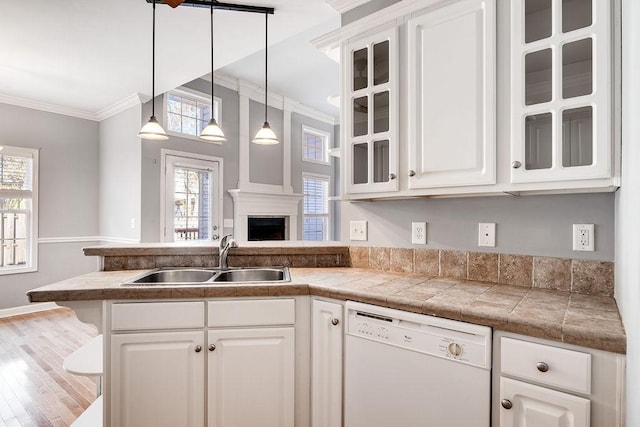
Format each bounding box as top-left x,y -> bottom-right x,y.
0,308 -> 98,427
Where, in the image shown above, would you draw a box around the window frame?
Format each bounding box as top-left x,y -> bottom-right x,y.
302,126 -> 331,165
163,87 -> 223,143
302,172 -> 330,241
160,149 -> 224,243
0,145 -> 39,275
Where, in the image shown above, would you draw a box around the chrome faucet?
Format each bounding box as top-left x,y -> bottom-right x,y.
219,234 -> 238,270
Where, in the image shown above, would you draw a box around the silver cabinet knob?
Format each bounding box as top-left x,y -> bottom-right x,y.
331,318 -> 340,326
408,170 -> 416,177
512,161 -> 522,169
536,362 -> 549,372
194,345 -> 202,353
501,399 -> 513,410
209,344 -> 216,352
389,173 -> 397,180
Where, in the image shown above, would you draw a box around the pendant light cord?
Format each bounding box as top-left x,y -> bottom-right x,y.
152,0 -> 156,118
264,13 -> 268,122
210,2 -> 215,101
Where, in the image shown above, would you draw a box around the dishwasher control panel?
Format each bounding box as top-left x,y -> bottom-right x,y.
346,301 -> 491,369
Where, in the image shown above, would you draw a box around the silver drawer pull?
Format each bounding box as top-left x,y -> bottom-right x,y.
512,160 -> 522,169
331,318 -> 339,326
408,170 -> 416,177
536,362 -> 549,372
501,399 -> 513,410
209,344 -> 216,352
389,173 -> 397,180
194,345 -> 202,353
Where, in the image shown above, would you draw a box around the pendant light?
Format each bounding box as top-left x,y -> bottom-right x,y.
138,0 -> 169,140
252,13 -> 278,145
200,2 -> 226,143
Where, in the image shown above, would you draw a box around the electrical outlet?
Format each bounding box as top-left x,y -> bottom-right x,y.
412,222 -> 427,244
573,224 -> 595,251
478,223 -> 496,247
350,220 -> 368,241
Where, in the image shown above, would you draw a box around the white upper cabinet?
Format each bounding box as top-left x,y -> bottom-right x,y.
510,0 -> 612,183
343,26 -> 399,194
408,0 -> 496,188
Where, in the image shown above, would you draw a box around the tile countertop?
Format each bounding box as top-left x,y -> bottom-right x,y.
26,267 -> 626,354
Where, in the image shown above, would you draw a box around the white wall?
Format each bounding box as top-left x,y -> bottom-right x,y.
98,104 -> 142,242
616,0 -> 640,424
0,103 -> 99,309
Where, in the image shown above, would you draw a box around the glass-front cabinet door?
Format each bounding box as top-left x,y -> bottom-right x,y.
343,26 -> 398,194
511,0 -> 612,183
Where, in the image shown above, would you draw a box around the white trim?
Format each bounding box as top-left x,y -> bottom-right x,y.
38,236 -> 102,244
160,149 -> 224,243
0,302 -> 60,319
0,93 -> 98,121
95,93 -> 144,121
325,0 -> 371,13
203,72 -> 338,126
98,236 -> 141,244
163,89 -> 223,140
302,126 -> 332,165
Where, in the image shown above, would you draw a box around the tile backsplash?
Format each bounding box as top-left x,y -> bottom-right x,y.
349,247 -> 614,297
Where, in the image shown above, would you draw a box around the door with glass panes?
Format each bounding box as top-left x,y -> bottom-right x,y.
163,154 -> 222,242
343,25 -> 398,194
510,0 -> 611,183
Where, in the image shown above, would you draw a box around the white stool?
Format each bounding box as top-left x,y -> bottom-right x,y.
64,334 -> 104,426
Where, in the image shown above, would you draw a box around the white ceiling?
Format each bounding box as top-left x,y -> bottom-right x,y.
0,0 -> 339,117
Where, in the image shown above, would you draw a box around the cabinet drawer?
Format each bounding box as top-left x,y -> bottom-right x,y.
111,302 -> 205,331
208,299 -> 295,327
501,337 -> 591,394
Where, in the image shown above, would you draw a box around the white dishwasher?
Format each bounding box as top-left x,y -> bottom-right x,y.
344,301 -> 492,427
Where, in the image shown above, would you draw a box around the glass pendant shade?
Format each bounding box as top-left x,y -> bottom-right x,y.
138,115 -> 169,140
200,118 -> 227,143
252,121 -> 279,145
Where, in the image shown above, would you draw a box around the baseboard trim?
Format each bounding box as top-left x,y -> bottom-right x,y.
0,302 -> 60,319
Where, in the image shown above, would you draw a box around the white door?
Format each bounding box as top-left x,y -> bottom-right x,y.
207,327 -> 295,427
500,377 -> 590,427
407,0 -> 496,188
311,299 -> 343,427
162,152 -> 223,242
110,331 -> 205,427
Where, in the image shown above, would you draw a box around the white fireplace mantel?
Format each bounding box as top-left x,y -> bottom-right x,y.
228,189 -> 303,241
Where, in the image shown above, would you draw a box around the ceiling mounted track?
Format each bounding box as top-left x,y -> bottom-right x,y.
145,0 -> 274,15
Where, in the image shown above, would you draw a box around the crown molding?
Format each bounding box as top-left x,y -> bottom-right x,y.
95,93 -> 144,121
0,93 -> 99,121
325,0 -> 371,13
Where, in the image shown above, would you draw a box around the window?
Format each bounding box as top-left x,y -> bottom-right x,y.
161,150 -> 223,243
302,126 -> 330,164
166,89 -> 221,138
0,146 -> 38,274
303,174 -> 329,241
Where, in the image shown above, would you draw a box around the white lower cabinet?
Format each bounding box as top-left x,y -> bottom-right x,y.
310,299 -> 343,427
494,331 -> 625,427
207,327 -> 295,427
110,331 -> 205,427
108,299 -> 296,427
500,377 -> 590,427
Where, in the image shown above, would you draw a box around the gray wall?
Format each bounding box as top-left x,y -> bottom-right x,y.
291,112 -> 335,238
249,100 -> 284,186
616,0 -> 640,423
140,83 -> 240,242
0,103 -> 99,309
99,104 -> 142,241
342,193 -> 615,261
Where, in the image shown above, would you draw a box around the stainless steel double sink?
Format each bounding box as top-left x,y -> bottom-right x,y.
123,267 -> 290,286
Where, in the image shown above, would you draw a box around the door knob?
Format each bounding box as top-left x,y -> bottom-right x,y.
331,318 -> 340,326
194,345 -> 202,353
501,399 -> 513,410
209,344 -> 216,352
